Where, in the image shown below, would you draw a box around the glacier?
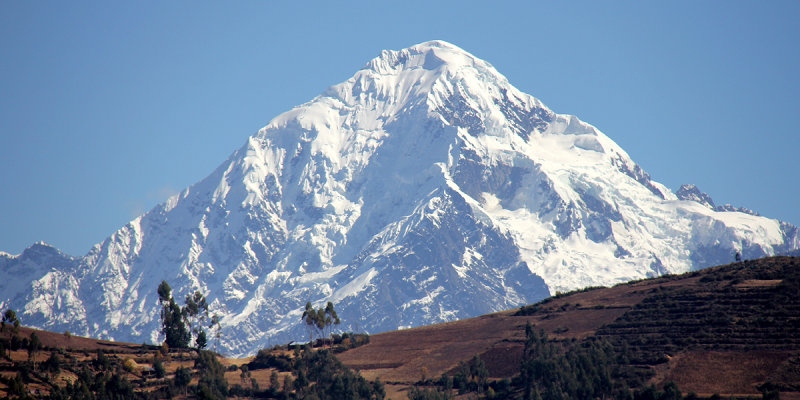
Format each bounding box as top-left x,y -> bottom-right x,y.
2,40 -> 798,356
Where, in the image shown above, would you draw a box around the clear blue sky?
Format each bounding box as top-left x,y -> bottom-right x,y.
2,1 -> 798,256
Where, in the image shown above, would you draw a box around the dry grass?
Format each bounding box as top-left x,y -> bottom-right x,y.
338,257 -> 800,398
663,351 -> 792,395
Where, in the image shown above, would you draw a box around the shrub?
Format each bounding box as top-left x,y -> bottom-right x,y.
123,358 -> 138,373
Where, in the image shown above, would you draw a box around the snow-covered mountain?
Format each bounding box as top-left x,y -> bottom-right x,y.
2,41 -> 798,356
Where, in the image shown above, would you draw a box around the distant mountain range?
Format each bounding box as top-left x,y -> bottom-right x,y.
2,41 -> 798,356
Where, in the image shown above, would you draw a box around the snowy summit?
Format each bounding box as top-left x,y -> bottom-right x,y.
2,41 -> 798,356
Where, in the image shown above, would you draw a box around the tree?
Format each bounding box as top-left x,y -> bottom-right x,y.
196,329 -> 208,350
301,300 -> 341,347
373,377 -> 386,400
283,374 -> 294,394
9,334 -> 22,357
28,332 -> 42,368
159,288 -> 187,349
183,290 -> 209,349
174,366 -> 192,395
662,381 -> 682,400
42,352 -> 62,378
7,373 -> 25,396
240,364 -> 251,388
324,301 -> 341,346
158,281 -> 206,349
162,296 -> 190,349
469,354 -> 488,392
302,301 -> 317,343
157,281 -> 172,304
2,309 -> 19,332
210,313 -> 222,351
195,350 -> 228,399
270,370 -> 280,390
153,357 -> 166,379
315,308 -> 328,343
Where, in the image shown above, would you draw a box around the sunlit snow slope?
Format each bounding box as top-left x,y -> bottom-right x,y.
2,41 -> 798,356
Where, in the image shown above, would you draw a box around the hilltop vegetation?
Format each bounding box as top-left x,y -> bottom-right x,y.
0,325 -> 377,399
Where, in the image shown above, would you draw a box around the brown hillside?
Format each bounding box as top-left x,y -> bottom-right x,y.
0,256 -> 797,399
338,256 -> 800,398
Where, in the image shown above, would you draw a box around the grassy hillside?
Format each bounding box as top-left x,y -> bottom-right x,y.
0,256 -> 798,399
0,325 -> 378,399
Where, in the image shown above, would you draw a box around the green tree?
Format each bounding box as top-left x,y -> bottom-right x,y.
196,329 -> 208,350
315,307 -> 327,342
195,350 -> 228,399
42,351 -> 61,377
183,290 -> 209,349
302,301 -> 317,343
157,281 -> 191,349
157,281 -> 172,304
373,377 -> 386,400
162,297 -> 190,348
153,357 -> 166,379
174,366 -> 192,395
324,301 -> 341,346
2,309 -> 20,332
301,301 -> 342,347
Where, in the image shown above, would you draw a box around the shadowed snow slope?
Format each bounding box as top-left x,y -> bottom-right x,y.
2,41 -> 798,356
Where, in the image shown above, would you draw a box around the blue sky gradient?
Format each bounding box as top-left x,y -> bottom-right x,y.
2,1 -> 798,255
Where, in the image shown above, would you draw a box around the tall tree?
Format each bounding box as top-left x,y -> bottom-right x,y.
157,281 -> 172,304
210,313 -> 222,351
183,290 -> 209,349
302,301 -> 317,343
158,282 -> 190,349
28,332 -> 41,367
301,300 -> 341,346
324,302 -> 340,346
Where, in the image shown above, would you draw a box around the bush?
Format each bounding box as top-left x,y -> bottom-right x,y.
153,358 -> 166,379
248,348 -> 293,371
123,358 -> 138,373
42,352 -> 62,375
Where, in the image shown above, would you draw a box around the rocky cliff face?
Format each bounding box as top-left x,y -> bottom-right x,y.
2,41 -> 798,356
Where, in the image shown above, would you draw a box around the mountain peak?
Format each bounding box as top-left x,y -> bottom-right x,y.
8,41 -> 799,356
17,241 -> 75,261
365,40 -> 484,74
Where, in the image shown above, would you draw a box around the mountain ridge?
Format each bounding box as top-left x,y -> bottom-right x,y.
2,41 -> 798,356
